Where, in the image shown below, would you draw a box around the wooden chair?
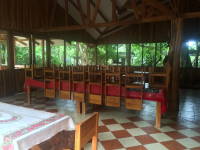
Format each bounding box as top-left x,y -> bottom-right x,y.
74,112 -> 98,150
149,67 -> 171,106
88,65 -> 103,105
125,67 -> 144,110
24,64 -> 44,79
105,66 -> 123,107
72,65 -> 87,114
44,64 -> 56,98
59,65 -> 71,100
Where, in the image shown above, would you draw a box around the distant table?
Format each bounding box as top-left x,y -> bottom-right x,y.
24,79 -> 167,128
0,102 -> 75,150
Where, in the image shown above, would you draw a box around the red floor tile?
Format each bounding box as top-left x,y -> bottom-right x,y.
191,136 -> 200,143
98,126 -> 110,133
140,126 -> 161,134
127,116 -> 143,122
134,135 -> 158,145
101,139 -> 124,150
112,130 -> 132,139
161,140 -> 187,150
46,109 -> 58,113
126,145 -> 147,150
34,107 -> 45,110
190,147 -> 200,150
120,122 -> 138,129
171,118 -> 186,123
164,131 -> 187,140
101,119 -> 118,125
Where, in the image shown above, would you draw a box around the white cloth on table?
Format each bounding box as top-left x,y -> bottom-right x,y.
0,102 -> 75,150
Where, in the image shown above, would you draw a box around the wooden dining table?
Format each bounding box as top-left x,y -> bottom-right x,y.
24,79 -> 167,128
0,102 -> 75,150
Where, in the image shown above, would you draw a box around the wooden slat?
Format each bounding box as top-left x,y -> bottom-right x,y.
131,0 -> 140,19
182,12 -> 200,18
144,0 -> 174,17
77,0 -> 86,25
91,0 -> 101,24
35,0 -> 45,28
49,0 -> 58,28
46,0 -> 48,28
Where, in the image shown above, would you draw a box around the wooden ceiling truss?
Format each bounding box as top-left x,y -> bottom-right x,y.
33,0 -> 200,40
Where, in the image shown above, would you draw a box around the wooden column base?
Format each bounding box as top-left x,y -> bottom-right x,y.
156,102 -> 161,128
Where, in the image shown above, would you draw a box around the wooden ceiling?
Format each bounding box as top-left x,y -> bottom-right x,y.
33,0 -> 200,40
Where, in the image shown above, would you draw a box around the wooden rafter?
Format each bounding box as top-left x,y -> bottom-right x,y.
87,0 -> 90,24
36,0 -> 45,28
14,37 -> 27,46
112,0 -> 116,22
142,0 -> 146,18
90,0 -> 108,22
69,0 -> 101,34
119,0 -> 131,14
144,0 -> 174,17
45,0 -> 48,28
34,15 -> 173,32
147,6 -> 154,18
77,0 -> 86,25
65,0 -> 68,26
92,0 -> 101,24
131,0 -> 140,19
110,0 -> 120,14
49,0 -> 58,28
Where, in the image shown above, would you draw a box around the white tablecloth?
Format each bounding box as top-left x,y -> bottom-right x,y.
0,102 -> 75,150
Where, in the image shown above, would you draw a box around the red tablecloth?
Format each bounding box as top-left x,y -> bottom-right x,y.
24,79 -> 167,114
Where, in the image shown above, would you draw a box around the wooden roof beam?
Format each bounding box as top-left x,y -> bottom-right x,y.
77,0 -> 86,25
68,0 -> 101,34
142,0 -> 146,18
112,0 -> 116,22
14,37 -> 27,46
147,6 -> 154,18
144,0 -> 174,17
65,0 -> 68,26
36,0 -> 45,28
131,0 -> 140,19
49,0 -> 58,28
87,0 -> 90,24
92,0 -> 101,24
119,0 -> 131,14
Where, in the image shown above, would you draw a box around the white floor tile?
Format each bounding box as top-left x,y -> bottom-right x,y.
150,133 -> 173,142
176,138 -> 200,149
98,132 -> 116,141
178,129 -> 200,137
127,128 -> 147,136
118,137 -> 142,148
144,143 -> 168,150
180,122 -> 199,128
133,121 -> 152,128
157,125 -> 176,132
106,124 -> 124,131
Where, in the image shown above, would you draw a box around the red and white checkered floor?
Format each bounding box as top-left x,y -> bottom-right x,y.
0,89 -> 200,150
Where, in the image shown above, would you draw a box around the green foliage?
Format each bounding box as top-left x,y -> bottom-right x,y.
16,46 -> 30,65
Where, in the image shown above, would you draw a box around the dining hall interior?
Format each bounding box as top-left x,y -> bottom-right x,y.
0,0 -> 200,150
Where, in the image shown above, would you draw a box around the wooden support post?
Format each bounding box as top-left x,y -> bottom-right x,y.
33,37 -> 36,65
169,18 -> 183,111
156,101 -> 161,128
0,41 -> 1,70
86,45 -> 88,65
29,37 -> 32,66
46,37 -> 51,67
27,85 -> 31,105
7,31 -> 14,70
76,42 -> 79,66
42,40 -> 44,66
95,45 -> 97,65
64,40 -> 66,65
13,41 -> 16,66
77,102 -> 81,113
106,45 -> 107,65
117,44 -> 118,65
5,44 -> 7,66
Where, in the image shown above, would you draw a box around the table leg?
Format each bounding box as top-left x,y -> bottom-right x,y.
27,85 -> 31,105
82,102 -> 86,114
156,102 -> 161,128
77,102 -> 81,113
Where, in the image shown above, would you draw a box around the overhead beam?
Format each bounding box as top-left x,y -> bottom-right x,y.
131,0 -> 140,19
69,0 -> 101,34
65,0 -> 68,26
77,0 -> 86,25
87,0 -> 90,24
112,0 -> 116,22
49,0 -> 58,28
182,12 -> 200,18
92,0 -> 101,24
144,0 -> 174,17
110,0 -> 120,14
142,0 -> 146,18
119,0 -> 131,14
14,37 -> 27,46
36,0 -> 45,28
147,6 -> 154,18
90,0 -> 108,22
34,15 -> 172,32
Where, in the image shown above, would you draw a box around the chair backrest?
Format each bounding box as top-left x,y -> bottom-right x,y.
75,112 -> 98,150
